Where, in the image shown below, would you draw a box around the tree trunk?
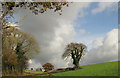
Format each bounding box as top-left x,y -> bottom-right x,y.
73,58 -> 80,68
71,50 -> 80,69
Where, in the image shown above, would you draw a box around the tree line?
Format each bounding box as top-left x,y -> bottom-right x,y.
2,26 -> 40,75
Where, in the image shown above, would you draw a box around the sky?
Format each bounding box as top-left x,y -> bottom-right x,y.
74,2 -> 118,50
9,2 -> 119,69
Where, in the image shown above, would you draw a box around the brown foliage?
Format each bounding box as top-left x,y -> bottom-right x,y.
2,49 -> 17,65
2,26 -> 40,75
0,2 -> 69,15
0,2 -> 69,30
42,62 -> 54,72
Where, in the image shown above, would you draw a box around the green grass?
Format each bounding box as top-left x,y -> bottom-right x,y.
24,61 -> 119,77
53,61 -> 119,76
24,70 -> 43,75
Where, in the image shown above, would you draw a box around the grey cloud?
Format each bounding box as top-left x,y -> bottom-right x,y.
14,3 -> 118,69
13,2 -> 91,69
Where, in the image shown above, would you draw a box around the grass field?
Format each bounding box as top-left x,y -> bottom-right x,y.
53,61 -> 119,76
25,61 -> 119,77
24,70 -> 43,75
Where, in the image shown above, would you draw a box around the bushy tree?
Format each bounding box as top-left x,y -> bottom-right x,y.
42,62 -> 54,72
2,26 -> 40,75
62,43 -> 87,68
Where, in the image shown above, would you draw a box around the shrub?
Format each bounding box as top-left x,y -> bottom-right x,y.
42,62 -> 54,72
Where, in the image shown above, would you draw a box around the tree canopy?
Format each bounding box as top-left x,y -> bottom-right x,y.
62,43 -> 87,68
0,2 -> 69,30
2,26 -> 40,75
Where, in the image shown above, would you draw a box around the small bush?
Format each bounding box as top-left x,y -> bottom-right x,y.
42,62 -> 54,72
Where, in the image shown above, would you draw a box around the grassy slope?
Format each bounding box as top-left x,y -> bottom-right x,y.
53,61 -> 119,76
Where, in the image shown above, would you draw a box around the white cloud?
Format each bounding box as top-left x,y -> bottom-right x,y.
92,37 -> 104,48
81,29 -> 118,65
92,2 -> 117,14
79,29 -> 86,34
